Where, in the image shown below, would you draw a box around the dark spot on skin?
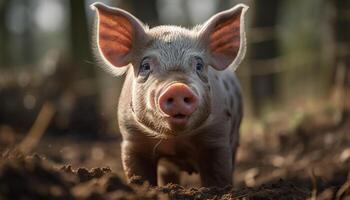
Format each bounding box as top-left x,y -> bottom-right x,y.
130,101 -> 135,113
235,89 -> 241,100
215,74 -> 219,80
229,78 -> 235,86
223,79 -> 229,91
225,109 -> 232,118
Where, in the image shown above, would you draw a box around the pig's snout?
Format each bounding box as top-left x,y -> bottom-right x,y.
158,83 -> 198,126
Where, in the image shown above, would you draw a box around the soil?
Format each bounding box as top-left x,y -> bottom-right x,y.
0,118 -> 349,200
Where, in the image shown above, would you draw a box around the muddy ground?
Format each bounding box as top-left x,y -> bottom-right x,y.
0,116 -> 349,199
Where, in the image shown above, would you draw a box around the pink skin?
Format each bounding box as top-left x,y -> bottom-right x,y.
158,83 -> 198,128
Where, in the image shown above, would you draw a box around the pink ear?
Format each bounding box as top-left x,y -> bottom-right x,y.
199,4 -> 248,71
91,3 -> 147,69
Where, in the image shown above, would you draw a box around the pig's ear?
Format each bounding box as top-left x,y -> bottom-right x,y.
91,3 -> 148,75
198,4 -> 248,71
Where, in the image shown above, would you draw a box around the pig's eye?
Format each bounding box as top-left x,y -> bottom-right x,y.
196,63 -> 204,71
140,63 -> 150,72
195,57 -> 204,72
139,58 -> 151,76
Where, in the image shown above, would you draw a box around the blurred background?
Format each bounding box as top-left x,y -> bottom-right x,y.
1,0 -> 349,136
0,0 -> 349,186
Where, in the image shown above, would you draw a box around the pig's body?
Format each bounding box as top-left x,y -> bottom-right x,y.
118,66 -> 242,186
91,3 -> 248,187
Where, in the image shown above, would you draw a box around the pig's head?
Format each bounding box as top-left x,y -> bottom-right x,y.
91,3 -> 248,138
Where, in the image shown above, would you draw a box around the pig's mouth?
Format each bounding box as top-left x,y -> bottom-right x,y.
173,113 -> 186,119
167,113 -> 190,129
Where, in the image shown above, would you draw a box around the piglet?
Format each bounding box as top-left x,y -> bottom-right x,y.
91,2 -> 248,187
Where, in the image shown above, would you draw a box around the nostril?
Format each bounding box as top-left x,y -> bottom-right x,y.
184,97 -> 191,104
167,97 -> 174,105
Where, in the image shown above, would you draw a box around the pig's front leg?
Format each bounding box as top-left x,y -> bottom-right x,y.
197,145 -> 233,187
121,141 -> 157,185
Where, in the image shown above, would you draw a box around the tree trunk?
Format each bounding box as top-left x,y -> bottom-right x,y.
22,0 -> 35,65
331,0 -> 350,123
69,0 -> 94,76
129,0 -> 159,26
0,1 -> 10,67
249,0 -> 281,115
